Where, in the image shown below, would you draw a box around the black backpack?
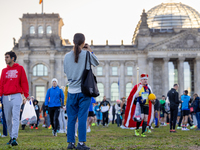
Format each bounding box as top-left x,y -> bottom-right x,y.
81,51 -> 99,97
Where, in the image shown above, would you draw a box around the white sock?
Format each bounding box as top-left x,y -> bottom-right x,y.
79,142 -> 83,145
75,122 -> 78,135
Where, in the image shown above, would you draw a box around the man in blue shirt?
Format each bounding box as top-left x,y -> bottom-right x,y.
45,78 -> 64,136
87,97 -> 96,132
181,90 -> 191,131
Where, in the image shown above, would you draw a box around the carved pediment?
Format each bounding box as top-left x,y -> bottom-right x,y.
147,30 -> 200,50
166,34 -> 200,49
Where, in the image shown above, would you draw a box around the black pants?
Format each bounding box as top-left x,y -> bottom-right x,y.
97,119 -> 101,125
178,111 -> 193,127
112,114 -> 115,124
49,107 -> 60,132
116,114 -> 122,127
170,107 -> 178,130
102,111 -> 108,126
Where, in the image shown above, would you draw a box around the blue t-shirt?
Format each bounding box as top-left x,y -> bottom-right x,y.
181,95 -> 190,110
89,97 -> 96,112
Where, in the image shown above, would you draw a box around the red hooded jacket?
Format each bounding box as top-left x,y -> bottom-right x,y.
0,63 -> 29,98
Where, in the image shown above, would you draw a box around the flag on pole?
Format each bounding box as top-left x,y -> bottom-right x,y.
39,0 -> 43,4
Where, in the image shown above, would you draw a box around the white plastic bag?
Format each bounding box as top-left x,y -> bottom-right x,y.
21,100 -> 37,125
133,102 -> 142,122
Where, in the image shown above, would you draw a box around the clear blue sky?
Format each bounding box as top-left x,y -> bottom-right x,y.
0,0 -> 200,72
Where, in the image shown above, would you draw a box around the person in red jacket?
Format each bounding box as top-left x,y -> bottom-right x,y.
0,51 -> 30,146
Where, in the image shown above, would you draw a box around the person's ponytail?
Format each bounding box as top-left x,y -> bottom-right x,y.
74,43 -> 80,63
73,33 -> 85,63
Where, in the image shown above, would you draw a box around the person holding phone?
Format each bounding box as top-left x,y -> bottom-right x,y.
64,33 -> 99,149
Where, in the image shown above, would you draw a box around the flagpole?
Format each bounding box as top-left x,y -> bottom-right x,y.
42,0 -> 44,14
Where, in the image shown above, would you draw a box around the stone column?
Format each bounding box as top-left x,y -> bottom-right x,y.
105,61 -> 110,99
120,60 -> 125,98
194,57 -> 200,94
163,58 -> 169,95
23,60 -> 30,79
148,58 -> 154,89
24,59 -> 31,96
178,57 -> 185,95
50,59 -> 55,80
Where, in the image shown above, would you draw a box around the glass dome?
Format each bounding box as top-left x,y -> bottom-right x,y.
147,3 -> 200,29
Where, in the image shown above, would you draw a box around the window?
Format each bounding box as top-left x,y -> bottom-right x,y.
46,26 -> 52,34
33,64 -> 48,76
36,86 -> 45,102
168,62 -> 178,90
38,26 -> 43,34
111,83 -> 119,101
97,67 -> 103,76
127,66 -> 133,75
184,61 -> 194,96
126,83 -> 133,98
96,83 -> 104,101
112,67 -> 118,75
30,26 -> 35,34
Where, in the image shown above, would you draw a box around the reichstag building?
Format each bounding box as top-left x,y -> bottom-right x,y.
13,2 -> 200,103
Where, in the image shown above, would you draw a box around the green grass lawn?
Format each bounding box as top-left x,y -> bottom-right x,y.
0,123 -> 200,150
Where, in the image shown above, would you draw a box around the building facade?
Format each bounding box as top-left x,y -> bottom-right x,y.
13,2 -> 200,103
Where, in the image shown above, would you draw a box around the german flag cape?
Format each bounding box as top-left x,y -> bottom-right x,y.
124,83 -> 154,127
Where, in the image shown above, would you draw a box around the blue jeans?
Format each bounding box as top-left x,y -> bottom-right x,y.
2,104 -> 7,136
196,112 -> 200,129
67,92 -> 91,143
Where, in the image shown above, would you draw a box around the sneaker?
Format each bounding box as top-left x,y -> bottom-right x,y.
120,125 -> 126,129
184,128 -> 190,131
148,129 -> 152,133
154,126 -> 159,128
42,124 -> 46,127
76,143 -> 90,150
106,124 -> 109,127
177,126 -> 182,129
2,135 -> 7,137
135,129 -> 140,136
67,142 -> 76,149
91,123 -> 95,126
7,139 -> 12,145
190,125 -> 197,129
163,123 -> 167,126
35,127 -> 38,130
151,127 -> 154,129
87,127 -> 91,133
48,125 -> 52,130
172,130 -> 177,133
58,130 -> 64,133
170,130 -> 173,133
31,126 -> 33,129
11,138 -> 18,146
181,128 -> 185,131
53,131 -> 57,136
141,133 -> 147,137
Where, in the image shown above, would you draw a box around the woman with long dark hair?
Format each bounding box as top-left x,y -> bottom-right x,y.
64,33 -> 99,149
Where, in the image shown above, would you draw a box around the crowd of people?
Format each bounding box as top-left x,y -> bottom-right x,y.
0,33 -> 200,150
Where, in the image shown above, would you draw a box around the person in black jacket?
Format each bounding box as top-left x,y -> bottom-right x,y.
20,99 -> 26,130
100,96 -> 110,127
167,84 -> 179,133
33,100 -> 40,129
154,99 -> 160,128
112,104 -> 116,124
